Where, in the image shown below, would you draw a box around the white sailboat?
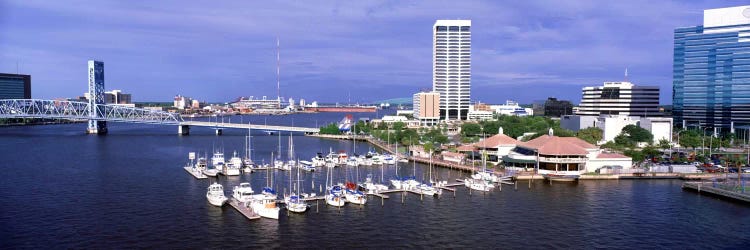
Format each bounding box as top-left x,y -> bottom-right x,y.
243,128 -> 255,173
325,164 -> 345,207
284,161 -> 308,213
206,183 -> 228,206
466,133 -> 494,192
419,152 -> 442,196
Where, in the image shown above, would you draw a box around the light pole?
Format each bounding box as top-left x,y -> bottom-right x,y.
702,127 -> 708,158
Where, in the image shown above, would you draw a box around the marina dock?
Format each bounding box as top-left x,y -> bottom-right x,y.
682,181 -> 750,203
228,198 -> 261,220
183,167 -> 207,179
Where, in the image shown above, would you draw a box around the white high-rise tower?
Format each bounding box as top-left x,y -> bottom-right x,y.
433,20 -> 471,121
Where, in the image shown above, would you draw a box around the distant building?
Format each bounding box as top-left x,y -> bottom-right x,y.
433,19 -> 471,121
467,110 -> 493,121
173,95 -> 192,110
491,100 -> 533,116
562,115 -> 674,144
413,91 -> 440,126
543,97 -> 573,117
191,99 -> 201,109
674,5 -> 750,131
577,81 -> 660,117
0,73 -> 31,99
232,96 -> 282,110
532,100 -> 546,116
104,90 -> 132,104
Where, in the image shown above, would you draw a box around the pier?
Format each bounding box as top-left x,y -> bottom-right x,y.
228,198 -> 261,220
183,167 -> 207,179
682,181 -> 750,203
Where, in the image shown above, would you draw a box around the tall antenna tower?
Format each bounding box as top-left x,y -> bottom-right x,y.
624,67 -> 628,82
276,37 -> 281,106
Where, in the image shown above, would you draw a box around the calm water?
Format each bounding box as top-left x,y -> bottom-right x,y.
1,113 -> 749,249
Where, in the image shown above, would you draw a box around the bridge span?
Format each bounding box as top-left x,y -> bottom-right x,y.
0,99 -> 320,135
178,121 -> 319,135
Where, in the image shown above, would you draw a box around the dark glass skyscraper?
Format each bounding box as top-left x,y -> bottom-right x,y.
0,73 -> 31,99
673,6 -> 750,131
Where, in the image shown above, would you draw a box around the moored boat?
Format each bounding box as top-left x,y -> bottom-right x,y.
206,183 -> 228,206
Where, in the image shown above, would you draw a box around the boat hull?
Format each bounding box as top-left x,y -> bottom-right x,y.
207,196 -> 227,207
325,195 -> 346,207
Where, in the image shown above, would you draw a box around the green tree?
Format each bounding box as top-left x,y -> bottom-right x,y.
461,123 -> 482,137
319,123 -> 340,135
392,121 -> 406,132
576,127 -> 603,144
624,149 -> 645,163
657,138 -> 671,151
621,125 -> 653,144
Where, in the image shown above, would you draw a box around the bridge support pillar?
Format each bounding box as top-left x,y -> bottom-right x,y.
215,128 -> 223,135
87,120 -> 108,135
178,125 -> 190,135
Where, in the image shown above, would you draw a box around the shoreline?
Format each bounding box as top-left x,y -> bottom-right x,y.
306,133 -> 729,181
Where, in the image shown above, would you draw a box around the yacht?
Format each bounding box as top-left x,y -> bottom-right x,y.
211,151 -> 225,172
299,163 -> 315,172
346,158 -> 359,167
232,182 -> 255,203
249,193 -> 280,219
382,154 -> 396,165
206,183 -> 228,207
311,153 -> 326,167
224,151 -> 242,176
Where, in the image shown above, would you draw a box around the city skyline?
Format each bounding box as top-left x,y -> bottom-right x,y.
0,0 -> 747,103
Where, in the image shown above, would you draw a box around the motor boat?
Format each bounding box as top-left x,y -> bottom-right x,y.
211,151 -> 225,172
232,182 -> 255,203
249,194 -> 280,219
206,183 -> 228,206
224,151 -> 242,176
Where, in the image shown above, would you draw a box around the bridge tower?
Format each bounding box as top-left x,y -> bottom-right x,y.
87,60 -> 107,134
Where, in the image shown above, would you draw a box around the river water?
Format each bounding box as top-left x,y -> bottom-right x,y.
1,113 -> 748,249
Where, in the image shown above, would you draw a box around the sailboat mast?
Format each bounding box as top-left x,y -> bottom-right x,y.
276,37 -> 281,105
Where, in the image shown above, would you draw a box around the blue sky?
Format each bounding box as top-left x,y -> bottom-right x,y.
0,0 -> 746,104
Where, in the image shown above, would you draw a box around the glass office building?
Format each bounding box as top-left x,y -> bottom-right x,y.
0,73 -> 31,99
673,6 -> 750,131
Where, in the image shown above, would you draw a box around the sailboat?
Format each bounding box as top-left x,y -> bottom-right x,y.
284,160 -> 308,213
325,163 -> 345,207
344,163 -> 366,205
243,128 -> 255,173
419,153 -> 441,196
286,133 -> 296,169
465,133 -> 494,192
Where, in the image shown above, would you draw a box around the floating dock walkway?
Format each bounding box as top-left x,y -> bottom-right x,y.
183,167 -> 207,179
228,198 -> 261,220
682,182 -> 750,203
